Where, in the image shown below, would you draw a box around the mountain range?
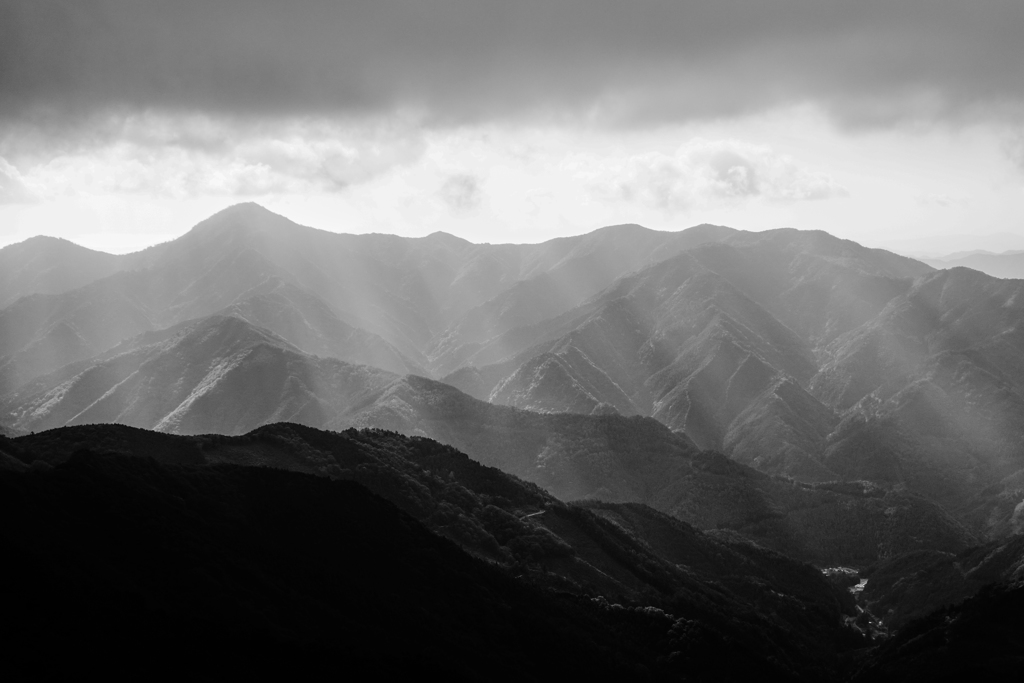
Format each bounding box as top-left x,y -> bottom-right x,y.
3,203 -> 1023,549
4,203 -> 1024,678
3,422 -> 1020,680
925,250 -> 1024,280
1,313 -> 972,566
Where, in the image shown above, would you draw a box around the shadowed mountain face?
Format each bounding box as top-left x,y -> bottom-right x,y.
1,425 -> 845,610
4,378 -> 974,573
3,427 -> 1017,680
857,533 -> 1024,632
0,449 -> 667,681
2,426 -> 878,680
850,582 -> 1024,683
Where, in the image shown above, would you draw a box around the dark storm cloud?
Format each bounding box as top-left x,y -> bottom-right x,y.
1,0 -> 1023,127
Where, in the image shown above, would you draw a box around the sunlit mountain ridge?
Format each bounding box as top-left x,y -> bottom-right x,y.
3,203 -> 1024,545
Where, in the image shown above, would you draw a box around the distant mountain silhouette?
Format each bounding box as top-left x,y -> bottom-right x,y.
0,205 -> 734,397
0,235 -> 123,308
925,251 -> 1024,279
426,222 -> 739,375
0,215 -> 428,395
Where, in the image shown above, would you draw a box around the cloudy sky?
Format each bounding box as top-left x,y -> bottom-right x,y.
1,1 -> 1023,255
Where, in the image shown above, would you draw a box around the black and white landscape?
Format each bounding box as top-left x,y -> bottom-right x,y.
2,204 -> 1024,680
3,2 -> 1024,681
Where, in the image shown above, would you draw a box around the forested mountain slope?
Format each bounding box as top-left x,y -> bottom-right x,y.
2,415 -> 973,568
2,425 -> 1017,680
1,424 -> 867,680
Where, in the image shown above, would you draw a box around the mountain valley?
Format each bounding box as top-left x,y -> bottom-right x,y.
4,205 -> 1023,541
2,204 -> 1024,679
2,423 -> 1019,680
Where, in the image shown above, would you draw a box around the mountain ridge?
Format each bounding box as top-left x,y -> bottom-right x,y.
4,203 -> 1022,551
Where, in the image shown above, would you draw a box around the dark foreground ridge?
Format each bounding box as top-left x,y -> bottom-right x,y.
1,424 -> 1022,681
850,583 -> 1024,683
1,451 -> 664,680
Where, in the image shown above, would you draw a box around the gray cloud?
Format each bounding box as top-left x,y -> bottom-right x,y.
438,174 -> 481,211
2,1 -> 1023,130
0,114 -> 426,200
1005,130 -> 1024,172
586,139 -> 846,211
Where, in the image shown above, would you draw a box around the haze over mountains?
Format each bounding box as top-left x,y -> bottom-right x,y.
4,203 -> 1024,678
924,250 -> 1024,280
3,203 -> 1024,548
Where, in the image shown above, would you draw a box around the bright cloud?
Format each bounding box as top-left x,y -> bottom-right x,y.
2,115 -> 426,200
577,139 -> 846,212
438,174 -> 482,212
0,157 -> 37,204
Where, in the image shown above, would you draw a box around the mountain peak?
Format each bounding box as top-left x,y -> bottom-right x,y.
581,223 -> 660,241
1,234 -> 110,256
18,234 -> 71,246
212,201 -> 277,218
188,202 -> 300,237
420,231 -> 472,247
179,313 -> 296,349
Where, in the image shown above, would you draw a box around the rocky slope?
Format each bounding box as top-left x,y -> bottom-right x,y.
2,316 -> 397,435
439,232 -> 1024,536
2,321 -> 975,566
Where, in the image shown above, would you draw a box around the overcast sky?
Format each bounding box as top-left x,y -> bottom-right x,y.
2,0 -> 1023,255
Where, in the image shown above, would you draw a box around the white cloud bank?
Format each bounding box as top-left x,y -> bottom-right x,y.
0,157 -> 38,204
2,115 -> 426,201
576,139 -> 846,212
